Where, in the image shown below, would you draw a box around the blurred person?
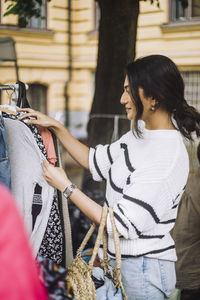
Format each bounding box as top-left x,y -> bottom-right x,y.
0,184 -> 47,300
171,142 -> 200,300
18,55 -> 200,300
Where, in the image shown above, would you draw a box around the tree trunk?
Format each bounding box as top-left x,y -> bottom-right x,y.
92,0 -> 139,119
82,0 -> 139,192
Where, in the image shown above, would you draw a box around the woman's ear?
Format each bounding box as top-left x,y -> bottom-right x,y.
151,98 -> 157,107
150,98 -> 159,111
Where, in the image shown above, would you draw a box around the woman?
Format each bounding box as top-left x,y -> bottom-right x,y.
19,55 -> 200,299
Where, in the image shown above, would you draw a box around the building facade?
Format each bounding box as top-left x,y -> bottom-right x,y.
0,0 -> 200,165
0,0 -> 71,122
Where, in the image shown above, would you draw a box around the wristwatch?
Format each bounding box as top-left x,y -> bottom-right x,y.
63,183 -> 77,199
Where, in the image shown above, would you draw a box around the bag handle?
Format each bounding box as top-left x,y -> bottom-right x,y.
88,206 -> 108,269
76,223 -> 96,257
109,207 -> 127,300
76,205 -> 108,258
76,206 -> 122,271
88,207 -> 122,272
75,205 -> 127,300
109,207 -> 121,270
90,207 -> 127,300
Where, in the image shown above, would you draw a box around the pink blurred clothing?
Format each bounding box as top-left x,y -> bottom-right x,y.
37,126 -> 57,165
0,184 -> 48,300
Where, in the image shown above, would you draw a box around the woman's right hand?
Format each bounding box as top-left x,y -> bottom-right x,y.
17,108 -> 59,129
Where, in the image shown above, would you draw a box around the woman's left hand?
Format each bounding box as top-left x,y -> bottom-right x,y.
42,160 -> 71,192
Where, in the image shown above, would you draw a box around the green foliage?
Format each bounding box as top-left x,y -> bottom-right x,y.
179,0 -> 189,9
142,0 -> 160,8
4,0 -> 189,28
3,0 -> 51,27
142,0 -> 188,9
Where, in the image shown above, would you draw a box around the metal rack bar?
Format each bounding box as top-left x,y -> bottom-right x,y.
0,85 -> 15,91
0,84 -> 28,90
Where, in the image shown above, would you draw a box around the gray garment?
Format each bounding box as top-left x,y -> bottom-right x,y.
0,112 -> 11,188
4,117 -> 54,257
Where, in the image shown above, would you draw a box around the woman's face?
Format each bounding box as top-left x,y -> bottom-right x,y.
120,76 -> 156,122
120,76 -> 136,121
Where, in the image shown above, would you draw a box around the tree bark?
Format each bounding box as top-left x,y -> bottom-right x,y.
90,0 -> 139,143
82,0 -> 139,192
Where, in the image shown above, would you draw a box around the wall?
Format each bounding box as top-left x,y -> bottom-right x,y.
0,0 -> 69,122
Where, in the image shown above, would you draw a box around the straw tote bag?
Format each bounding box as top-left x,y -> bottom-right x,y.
66,206 -> 128,300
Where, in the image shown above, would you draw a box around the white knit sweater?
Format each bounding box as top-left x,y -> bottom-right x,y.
89,122 -> 189,261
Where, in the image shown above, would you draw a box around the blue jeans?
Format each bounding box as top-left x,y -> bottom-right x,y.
109,257 -> 176,300
93,266 -> 123,300
0,115 -> 11,189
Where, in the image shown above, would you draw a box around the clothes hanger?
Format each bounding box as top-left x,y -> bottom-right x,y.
0,82 -> 30,115
0,86 -> 17,115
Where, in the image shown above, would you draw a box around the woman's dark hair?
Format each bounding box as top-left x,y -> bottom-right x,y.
126,54 -> 200,140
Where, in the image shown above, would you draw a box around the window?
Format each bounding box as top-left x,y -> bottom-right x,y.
27,0 -> 47,29
182,71 -> 200,111
0,0 -> 47,29
181,71 -> 200,170
170,0 -> 200,22
27,84 -> 47,114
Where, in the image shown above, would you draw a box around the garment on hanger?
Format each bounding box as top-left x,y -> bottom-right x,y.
16,80 -> 30,109
4,117 -> 54,256
0,113 -> 11,189
3,111 -> 64,265
2,81 -> 73,267
3,112 -> 48,159
38,193 -> 64,265
36,126 -> 57,165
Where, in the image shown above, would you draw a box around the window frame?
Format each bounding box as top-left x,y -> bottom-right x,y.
169,0 -> 200,23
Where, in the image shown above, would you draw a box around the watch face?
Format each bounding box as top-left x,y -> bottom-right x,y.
68,186 -> 73,193
63,188 -> 70,198
63,184 -> 76,199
